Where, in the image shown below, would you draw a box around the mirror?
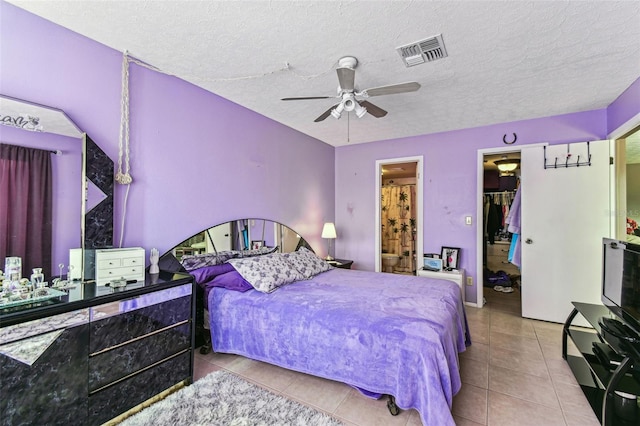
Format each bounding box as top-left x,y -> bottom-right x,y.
170,218 -> 311,261
0,95 -> 113,281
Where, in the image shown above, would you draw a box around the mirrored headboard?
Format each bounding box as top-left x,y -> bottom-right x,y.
0,94 -> 114,279
160,218 -> 312,271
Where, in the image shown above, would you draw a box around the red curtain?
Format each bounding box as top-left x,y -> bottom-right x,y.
0,143 -> 53,279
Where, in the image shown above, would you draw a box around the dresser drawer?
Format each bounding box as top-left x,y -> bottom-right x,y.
89,322 -> 191,391
88,351 -> 191,425
96,264 -> 145,280
89,284 -> 192,354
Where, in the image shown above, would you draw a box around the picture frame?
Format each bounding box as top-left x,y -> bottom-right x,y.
423,257 -> 443,272
440,246 -> 460,270
251,240 -> 264,250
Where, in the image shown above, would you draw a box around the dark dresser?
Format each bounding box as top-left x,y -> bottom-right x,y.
0,271 -> 194,425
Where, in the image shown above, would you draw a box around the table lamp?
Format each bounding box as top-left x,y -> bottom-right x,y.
321,222 -> 337,260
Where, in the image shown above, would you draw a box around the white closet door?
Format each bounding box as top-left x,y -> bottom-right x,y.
206,222 -> 232,252
520,140 -> 611,323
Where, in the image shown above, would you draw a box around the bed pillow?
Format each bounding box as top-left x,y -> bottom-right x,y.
205,270 -> 253,292
282,246 -> 333,279
234,246 -> 279,258
190,263 -> 235,285
228,254 -> 305,293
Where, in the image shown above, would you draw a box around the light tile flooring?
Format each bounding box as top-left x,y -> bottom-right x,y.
193,288 -> 601,425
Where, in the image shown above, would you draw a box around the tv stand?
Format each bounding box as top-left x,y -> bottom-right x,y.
563,302 -> 640,426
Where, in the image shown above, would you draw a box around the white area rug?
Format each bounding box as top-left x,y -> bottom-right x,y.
119,369 -> 344,426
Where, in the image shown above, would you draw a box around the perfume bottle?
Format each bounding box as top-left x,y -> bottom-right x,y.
31,268 -> 45,288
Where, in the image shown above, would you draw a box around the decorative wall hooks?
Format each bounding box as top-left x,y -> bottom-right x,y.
544,141 -> 592,169
503,133 -> 517,144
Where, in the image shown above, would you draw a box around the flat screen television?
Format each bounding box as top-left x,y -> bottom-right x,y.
602,238 -> 640,335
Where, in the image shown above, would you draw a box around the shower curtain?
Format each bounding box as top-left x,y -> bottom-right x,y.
381,184 -> 416,273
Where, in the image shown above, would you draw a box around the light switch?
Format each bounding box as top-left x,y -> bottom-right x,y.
465,216 -> 472,226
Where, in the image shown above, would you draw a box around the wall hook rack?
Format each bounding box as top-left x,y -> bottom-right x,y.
544,141 -> 592,169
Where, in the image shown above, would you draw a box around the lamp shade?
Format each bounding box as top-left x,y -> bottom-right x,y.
495,159 -> 520,172
321,222 -> 337,239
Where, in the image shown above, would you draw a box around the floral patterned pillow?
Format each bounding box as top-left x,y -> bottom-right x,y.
282,247 -> 333,279
228,254 -> 305,293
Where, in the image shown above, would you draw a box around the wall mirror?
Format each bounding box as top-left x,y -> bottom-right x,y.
0,94 -> 113,281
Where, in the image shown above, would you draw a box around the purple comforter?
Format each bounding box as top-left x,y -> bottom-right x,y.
209,268 -> 469,425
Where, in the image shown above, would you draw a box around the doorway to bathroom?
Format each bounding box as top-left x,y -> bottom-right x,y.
375,156 -> 423,274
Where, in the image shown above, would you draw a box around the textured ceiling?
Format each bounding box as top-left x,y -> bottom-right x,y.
8,1 -> 640,147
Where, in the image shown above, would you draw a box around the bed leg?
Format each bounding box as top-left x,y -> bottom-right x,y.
386,395 -> 400,416
199,329 -> 212,355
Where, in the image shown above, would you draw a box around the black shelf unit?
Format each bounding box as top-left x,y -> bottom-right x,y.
563,302 -> 640,425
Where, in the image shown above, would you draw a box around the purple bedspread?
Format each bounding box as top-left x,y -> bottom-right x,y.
209,269 -> 469,425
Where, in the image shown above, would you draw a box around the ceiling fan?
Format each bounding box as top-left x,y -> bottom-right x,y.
282,56 -> 421,122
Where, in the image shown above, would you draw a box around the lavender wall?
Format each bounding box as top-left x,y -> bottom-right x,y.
1,3 -> 335,264
607,77 -> 640,135
335,110 -> 609,304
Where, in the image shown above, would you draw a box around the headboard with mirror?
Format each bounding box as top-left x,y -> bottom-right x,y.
0,94 -> 114,281
159,218 -> 313,348
162,218 -> 312,268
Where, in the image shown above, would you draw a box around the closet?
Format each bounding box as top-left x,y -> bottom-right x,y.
483,154 -> 520,292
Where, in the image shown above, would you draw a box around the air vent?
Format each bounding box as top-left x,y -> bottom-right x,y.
396,34 -> 448,67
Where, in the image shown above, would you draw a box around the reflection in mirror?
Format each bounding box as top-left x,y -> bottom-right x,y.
171,218 -> 311,261
0,95 -> 114,282
625,128 -> 640,244
1,95 -> 83,279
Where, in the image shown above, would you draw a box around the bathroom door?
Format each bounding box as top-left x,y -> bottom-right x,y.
520,140 -> 611,323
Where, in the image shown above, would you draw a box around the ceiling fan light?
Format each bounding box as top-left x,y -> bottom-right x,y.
343,98 -> 355,112
495,159 -> 520,172
354,102 -> 367,118
330,102 -> 344,119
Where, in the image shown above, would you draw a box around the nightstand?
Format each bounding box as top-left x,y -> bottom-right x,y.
327,259 -> 353,269
416,268 -> 465,303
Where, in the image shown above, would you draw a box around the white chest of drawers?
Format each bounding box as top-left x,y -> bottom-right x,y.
94,248 -> 145,286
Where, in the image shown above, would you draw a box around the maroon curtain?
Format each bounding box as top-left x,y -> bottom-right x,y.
0,143 -> 53,279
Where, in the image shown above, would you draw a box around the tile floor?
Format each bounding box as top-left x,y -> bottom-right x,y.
193,288 -> 601,425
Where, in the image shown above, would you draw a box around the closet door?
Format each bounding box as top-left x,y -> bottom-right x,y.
520,140 -> 611,323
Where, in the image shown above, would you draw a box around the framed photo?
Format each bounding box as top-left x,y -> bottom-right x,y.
440,246 -> 460,270
251,240 -> 264,250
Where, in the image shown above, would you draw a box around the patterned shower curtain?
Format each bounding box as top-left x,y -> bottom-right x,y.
381,184 -> 416,273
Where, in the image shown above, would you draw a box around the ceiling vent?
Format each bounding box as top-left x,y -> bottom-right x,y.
396,34 -> 448,67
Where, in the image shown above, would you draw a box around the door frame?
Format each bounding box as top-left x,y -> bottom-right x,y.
375,156 -> 424,273
608,112 -> 640,239
475,144 -> 547,308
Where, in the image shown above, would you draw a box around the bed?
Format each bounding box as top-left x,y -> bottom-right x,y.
194,250 -> 469,426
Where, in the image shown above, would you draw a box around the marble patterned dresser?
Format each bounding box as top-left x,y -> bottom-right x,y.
0,271 -> 194,425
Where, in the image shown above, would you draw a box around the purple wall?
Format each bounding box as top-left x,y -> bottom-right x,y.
607,77 -> 640,135
0,125 -> 82,273
1,3 -> 335,264
335,110 -> 609,303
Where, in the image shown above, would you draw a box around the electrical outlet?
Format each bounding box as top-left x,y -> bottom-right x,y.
466,276 -> 473,286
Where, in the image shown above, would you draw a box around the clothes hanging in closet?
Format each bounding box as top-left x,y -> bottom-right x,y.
505,186 -> 522,268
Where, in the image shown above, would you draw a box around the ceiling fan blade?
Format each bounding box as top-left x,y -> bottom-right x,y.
359,101 -> 388,118
360,82 -> 421,97
336,67 -> 355,92
314,104 -> 340,122
281,96 -> 332,101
